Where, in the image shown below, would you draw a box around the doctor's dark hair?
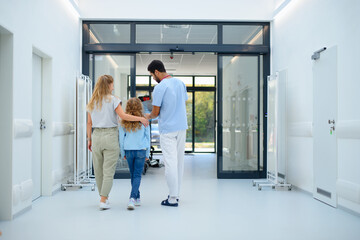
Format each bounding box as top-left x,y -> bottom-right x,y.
147,60 -> 166,73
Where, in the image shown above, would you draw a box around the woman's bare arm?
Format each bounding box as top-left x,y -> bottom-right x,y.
87,113 -> 93,151
115,104 -> 149,127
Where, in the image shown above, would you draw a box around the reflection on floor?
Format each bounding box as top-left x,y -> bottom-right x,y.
222,156 -> 258,171
1,154 -> 359,240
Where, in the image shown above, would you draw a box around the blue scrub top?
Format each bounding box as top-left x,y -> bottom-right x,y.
152,77 -> 188,134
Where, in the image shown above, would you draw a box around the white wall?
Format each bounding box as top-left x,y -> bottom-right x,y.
272,0 -> 360,213
79,0 -> 275,21
0,26 -> 14,221
0,0 -> 81,219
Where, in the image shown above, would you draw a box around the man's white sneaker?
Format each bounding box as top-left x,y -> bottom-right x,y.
99,200 -> 110,210
127,198 -> 135,210
135,198 -> 141,206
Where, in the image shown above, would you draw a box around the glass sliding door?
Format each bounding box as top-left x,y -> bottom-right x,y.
218,55 -> 263,178
195,91 -> 215,152
90,54 -> 134,178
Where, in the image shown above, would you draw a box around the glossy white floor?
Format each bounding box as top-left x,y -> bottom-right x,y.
1,154 -> 360,240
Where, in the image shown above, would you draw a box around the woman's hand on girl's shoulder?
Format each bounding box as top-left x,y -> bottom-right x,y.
140,117 -> 149,127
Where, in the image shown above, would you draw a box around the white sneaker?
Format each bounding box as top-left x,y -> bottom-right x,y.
127,198 -> 135,210
99,200 -> 110,210
135,198 -> 141,206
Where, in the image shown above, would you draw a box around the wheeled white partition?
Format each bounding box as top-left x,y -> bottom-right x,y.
61,75 -> 95,191
253,71 -> 292,190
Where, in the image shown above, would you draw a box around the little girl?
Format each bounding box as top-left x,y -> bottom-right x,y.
119,97 -> 150,210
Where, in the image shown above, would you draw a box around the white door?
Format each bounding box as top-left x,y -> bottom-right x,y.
32,53 -> 42,201
313,46 -> 337,207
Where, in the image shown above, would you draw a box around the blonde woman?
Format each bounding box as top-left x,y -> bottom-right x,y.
87,75 -> 148,210
119,98 -> 150,210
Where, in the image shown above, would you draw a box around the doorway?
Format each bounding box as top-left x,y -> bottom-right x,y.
83,21 -> 270,179
32,53 -> 42,201
135,52 -> 217,154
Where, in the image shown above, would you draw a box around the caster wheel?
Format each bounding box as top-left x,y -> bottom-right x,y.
80,186 -> 83,189
288,187 -> 292,191
252,181 -> 256,187
258,187 -> 262,191
91,187 -> 95,191
272,186 -> 275,189
61,186 -> 66,191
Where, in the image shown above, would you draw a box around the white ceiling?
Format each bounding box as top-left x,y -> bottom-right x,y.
83,0 -> 292,76
78,0 -> 280,20
136,53 -> 217,76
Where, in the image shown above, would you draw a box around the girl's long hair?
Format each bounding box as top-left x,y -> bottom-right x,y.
87,75 -> 113,112
121,98 -> 144,132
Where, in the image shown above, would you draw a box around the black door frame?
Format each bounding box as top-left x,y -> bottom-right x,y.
217,54 -> 266,179
82,20 -> 270,179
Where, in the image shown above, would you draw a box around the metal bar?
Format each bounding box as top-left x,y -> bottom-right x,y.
192,90 -> 195,153
217,55 -> 223,178
84,44 -> 270,54
257,55 -> 260,172
130,54 -> 136,97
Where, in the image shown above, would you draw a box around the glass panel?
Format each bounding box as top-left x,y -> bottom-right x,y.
222,56 -> 258,171
89,54 -> 93,80
195,76 -> 215,87
136,90 -> 150,98
151,78 -> 157,87
150,119 -> 161,151
176,76 -> 193,87
89,24 -> 130,43
151,74 -> 193,87
136,76 -> 149,86
92,54 -> 131,174
195,92 -> 215,152
185,92 -> 193,151
136,24 -> 217,44
223,25 -> 263,45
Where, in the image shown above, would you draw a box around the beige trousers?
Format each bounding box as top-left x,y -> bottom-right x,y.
92,127 -> 119,197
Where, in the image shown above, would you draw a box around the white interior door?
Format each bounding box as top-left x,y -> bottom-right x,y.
313,46 -> 337,207
32,53 -> 42,201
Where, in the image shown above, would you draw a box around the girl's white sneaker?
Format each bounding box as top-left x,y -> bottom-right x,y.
127,198 -> 135,210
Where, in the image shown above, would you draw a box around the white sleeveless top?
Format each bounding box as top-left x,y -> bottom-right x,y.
89,95 -> 121,128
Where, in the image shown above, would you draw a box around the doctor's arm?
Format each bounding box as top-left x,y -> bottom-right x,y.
145,106 -> 160,120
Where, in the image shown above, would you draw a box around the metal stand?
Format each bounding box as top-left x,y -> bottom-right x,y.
252,172 -> 292,191
61,75 -> 95,191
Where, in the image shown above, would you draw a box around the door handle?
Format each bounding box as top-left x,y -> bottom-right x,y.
40,119 -> 46,130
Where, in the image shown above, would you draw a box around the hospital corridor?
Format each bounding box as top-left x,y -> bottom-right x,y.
1,0 -> 360,239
